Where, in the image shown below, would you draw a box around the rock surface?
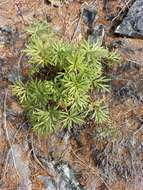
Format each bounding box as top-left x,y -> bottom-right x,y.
38,175 -> 57,190
38,158 -> 84,190
115,0 -> 143,37
55,161 -> 84,190
8,144 -> 31,190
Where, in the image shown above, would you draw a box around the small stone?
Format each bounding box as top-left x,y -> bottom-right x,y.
88,25 -> 105,44
46,15 -> 52,23
0,25 -> 19,45
81,7 -> 97,26
0,25 -> 14,34
44,0 -> 64,7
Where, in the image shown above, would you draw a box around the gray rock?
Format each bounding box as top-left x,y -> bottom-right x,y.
88,25 -> 105,44
0,25 -> 19,45
38,157 -> 84,190
38,175 -> 57,190
115,0 -> 143,37
55,161 -> 84,190
37,158 -> 67,190
81,7 -> 97,26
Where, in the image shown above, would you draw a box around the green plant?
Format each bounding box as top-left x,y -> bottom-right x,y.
12,21 -> 120,135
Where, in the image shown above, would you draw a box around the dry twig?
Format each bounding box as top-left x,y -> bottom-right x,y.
111,0 -> 133,22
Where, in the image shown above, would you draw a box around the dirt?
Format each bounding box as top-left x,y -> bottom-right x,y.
0,0 -> 143,190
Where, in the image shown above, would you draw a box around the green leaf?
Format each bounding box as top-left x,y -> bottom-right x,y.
12,21 -> 120,135
26,21 -> 48,36
31,108 -> 60,134
108,51 -> 121,66
66,51 -> 86,73
48,40 -> 72,67
60,109 -> 84,128
12,81 -> 27,104
89,101 -> 109,124
79,40 -> 109,60
94,76 -> 110,92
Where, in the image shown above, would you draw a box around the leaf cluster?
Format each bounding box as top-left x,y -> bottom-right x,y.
12,21 -> 120,134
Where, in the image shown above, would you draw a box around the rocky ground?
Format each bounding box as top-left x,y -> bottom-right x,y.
0,0 -> 143,190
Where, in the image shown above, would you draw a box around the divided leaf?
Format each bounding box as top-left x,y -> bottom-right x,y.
12,21 -> 120,135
